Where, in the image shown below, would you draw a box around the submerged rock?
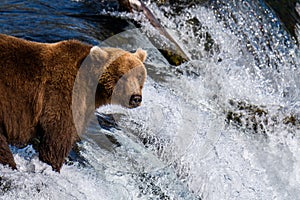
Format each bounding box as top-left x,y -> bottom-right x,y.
0,177 -> 13,195
226,99 -> 300,135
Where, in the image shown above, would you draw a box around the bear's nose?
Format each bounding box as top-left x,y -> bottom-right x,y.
129,95 -> 142,108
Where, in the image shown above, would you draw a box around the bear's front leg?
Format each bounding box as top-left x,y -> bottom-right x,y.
0,134 -> 17,170
38,114 -> 77,172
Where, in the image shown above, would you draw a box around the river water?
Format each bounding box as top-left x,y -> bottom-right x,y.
1,0 -> 300,199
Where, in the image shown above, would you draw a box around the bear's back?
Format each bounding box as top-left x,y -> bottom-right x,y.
0,34 -> 92,145
0,34 -> 92,76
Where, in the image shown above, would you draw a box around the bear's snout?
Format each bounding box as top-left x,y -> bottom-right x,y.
129,94 -> 142,108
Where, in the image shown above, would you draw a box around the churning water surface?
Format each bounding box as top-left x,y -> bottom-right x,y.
1,0 -> 300,199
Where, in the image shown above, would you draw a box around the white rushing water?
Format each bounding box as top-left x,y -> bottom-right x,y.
1,0 -> 300,199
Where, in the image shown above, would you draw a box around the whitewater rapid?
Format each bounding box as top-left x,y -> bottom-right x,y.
1,0 -> 300,199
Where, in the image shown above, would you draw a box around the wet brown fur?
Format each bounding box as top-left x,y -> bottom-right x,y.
0,34 -> 147,172
0,34 -> 92,171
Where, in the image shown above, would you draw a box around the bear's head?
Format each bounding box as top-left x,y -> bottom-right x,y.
93,47 -> 147,108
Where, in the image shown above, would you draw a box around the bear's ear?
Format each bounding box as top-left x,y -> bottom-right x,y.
89,46 -> 109,61
134,48 -> 147,62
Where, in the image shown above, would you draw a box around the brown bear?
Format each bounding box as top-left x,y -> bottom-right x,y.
0,34 -> 147,172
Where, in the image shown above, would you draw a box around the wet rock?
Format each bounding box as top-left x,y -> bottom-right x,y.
118,0 -> 190,65
158,49 -> 188,66
226,100 -> 300,134
0,177 -> 13,195
226,100 -> 269,134
264,0 -> 300,42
